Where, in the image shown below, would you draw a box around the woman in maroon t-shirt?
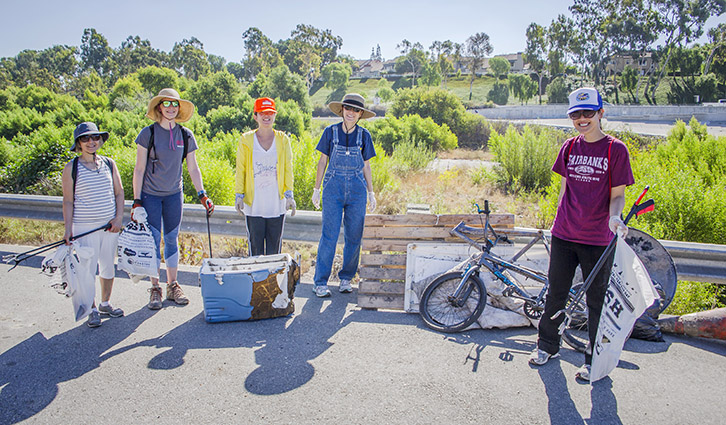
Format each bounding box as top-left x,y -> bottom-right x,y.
529,87 -> 635,382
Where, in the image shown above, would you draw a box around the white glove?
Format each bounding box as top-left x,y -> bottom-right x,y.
367,191 -> 377,213
284,190 -> 297,216
312,188 -> 321,210
235,194 -> 245,216
609,215 -> 628,238
131,206 -> 147,223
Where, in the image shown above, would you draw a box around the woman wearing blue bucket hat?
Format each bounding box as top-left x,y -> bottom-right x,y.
529,87 -> 635,382
62,122 -> 125,327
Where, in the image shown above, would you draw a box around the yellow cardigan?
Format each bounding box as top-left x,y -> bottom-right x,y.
235,129 -> 294,206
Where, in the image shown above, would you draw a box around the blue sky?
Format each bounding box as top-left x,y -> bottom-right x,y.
2,0 -> 724,63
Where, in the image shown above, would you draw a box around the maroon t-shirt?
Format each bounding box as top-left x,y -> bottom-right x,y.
551,134 -> 635,246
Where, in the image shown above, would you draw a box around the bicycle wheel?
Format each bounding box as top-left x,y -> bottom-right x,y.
561,283 -> 589,353
419,271 -> 487,333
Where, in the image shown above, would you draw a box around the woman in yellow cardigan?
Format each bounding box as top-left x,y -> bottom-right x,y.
235,98 -> 296,256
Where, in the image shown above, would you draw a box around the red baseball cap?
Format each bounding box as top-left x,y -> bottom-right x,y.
254,97 -> 276,113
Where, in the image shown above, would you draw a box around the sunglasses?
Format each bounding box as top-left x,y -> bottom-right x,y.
78,134 -> 102,143
568,109 -> 598,120
161,100 -> 179,108
342,105 -> 362,113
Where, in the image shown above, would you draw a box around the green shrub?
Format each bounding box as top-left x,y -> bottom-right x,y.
363,114 -> 457,154
291,133 -> 319,211
369,144 -> 399,194
487,82 -> 509,105
664,281 -> 726,315
489,124 -> 561,193
546,76 -> 570,104
456,113 -> 491,149
182,144 -> 235,206
206,105 -> 253,137
390,137 -> 435,175
275,100 -> 306,138
389,86 -> 467,134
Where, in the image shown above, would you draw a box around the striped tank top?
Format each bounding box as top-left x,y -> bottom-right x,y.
72,158 -> 116,224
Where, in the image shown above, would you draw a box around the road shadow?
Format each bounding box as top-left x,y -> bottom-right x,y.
588,377 -> 622,424
100,283 -> 353,396
0,308 -> 156,425
660,333 -> 726,356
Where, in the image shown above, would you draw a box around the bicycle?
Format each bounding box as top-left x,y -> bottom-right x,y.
418,201 -> 589,352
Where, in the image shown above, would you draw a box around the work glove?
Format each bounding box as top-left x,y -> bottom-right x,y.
609,215 -> 628,238
131,199 -> 147,223
312,188 -> 321,210
235,193 -> 245,216
284,190 -> 297,217
367,191 -> 377,213
198,190 -> 215,216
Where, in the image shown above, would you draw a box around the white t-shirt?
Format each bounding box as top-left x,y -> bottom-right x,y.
244,134 -> 286,218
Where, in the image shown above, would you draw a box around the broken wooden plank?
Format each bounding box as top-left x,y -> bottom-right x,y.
359,280 -> 406,295
359,267 -> 407,281
360,253 -> 407,266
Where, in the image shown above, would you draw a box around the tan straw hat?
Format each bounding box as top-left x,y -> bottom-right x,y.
328,93 -> 376,120
146,88 -> 195,123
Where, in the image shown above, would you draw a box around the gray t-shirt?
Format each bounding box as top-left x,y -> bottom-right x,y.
134,123 -> 198,196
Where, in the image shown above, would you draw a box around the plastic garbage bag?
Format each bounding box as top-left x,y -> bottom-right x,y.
41,243 -> 96,321
117,220 -> 158,280
630,281 -> 666,342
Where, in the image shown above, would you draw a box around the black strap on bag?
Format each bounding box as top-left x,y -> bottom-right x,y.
146,124 -> 190,174
71,155 -> 113,194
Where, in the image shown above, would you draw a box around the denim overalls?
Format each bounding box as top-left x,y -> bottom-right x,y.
313,124 -> 368,287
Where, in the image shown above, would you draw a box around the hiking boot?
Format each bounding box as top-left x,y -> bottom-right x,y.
529,348 -> 560,366
576,364 -> 591,382
86,310 -> 101,328
313,285 -> 331,298
148,286 -> 163,310
98,303 -> 124,317
166,281 -> 189,305
339,279 -> 353,293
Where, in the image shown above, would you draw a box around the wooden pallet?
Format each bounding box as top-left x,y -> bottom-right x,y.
357,213 -> 515,310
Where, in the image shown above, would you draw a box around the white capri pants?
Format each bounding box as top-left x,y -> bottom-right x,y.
72,221 -> 119,280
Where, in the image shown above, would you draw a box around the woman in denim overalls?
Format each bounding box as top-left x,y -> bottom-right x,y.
311,94 -> 377,297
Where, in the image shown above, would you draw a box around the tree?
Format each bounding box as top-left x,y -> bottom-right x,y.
136,66 -> 179,95
488,82 -> 509,105
113,36 -> 168,77
430,40 -> 455,88
524,22 -> 548,104
465,32 -> 493,100
620,65 -> 639,102
172,37 -> 211,80
321,62 -> 352,91
277,24 -> 342,90
396,39 -> 426,87
488,56 -> 511,79
546,76 -> 570,103
242,27 -> 283,80
80,28 -> 113,79
226,62 -> 245,82
188,71 -> 241,116
509,74 -> 538,104
419,61 -> 442,86
208,54 -> 226,73
704,23 -> 726,75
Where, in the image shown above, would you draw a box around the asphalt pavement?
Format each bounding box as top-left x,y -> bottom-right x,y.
1,243 -> 725,424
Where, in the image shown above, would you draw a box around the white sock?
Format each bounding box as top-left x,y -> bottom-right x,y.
100,301 -> 110,307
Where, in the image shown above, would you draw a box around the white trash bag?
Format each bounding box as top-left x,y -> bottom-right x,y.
41,242 -> 96,321
117,220 -> 158,280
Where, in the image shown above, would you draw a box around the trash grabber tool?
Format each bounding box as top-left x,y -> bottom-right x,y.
3,223 -> 112,271
206,210 -> 213,258
553,186 -> 655,334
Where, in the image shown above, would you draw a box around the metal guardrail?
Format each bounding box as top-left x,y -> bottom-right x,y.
1,194 -> 725,284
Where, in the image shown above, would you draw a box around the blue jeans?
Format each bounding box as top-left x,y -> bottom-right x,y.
314,171 -> 367,286
142,191 -> 183,269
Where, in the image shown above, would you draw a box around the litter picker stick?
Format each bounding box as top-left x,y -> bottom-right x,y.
206,211 -> 213,258
3,223 -> 111,271
553,186 -> 655,334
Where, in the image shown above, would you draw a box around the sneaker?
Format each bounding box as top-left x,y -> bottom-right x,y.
98,303 -> 124,317
86,310 -> 101,328
339,279 -> 353,293
313,285 -> 331,298
166,281 -> 189,305
529,348 -> 560,366
148,286 -> 163,310
576,364 -> 591,382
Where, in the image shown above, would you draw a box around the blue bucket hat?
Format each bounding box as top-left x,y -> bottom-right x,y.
567,88 -> 603,115
71,122 -> 109,151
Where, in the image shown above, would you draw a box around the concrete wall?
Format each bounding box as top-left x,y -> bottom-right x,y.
473,104 -> 726,123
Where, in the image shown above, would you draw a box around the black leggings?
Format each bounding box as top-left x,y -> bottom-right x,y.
245,215 -> 285,256
537,236 -> 614,364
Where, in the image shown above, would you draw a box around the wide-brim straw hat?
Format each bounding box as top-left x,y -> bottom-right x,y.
70,121 -> 109,151
328,93 -> 375,120
146,88 -> 195,123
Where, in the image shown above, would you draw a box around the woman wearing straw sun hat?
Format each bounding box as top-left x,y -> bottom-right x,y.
131,88 -> 214,310
235,97 -> 296,256
311,93 -> 377,298
62,122 -> 125,327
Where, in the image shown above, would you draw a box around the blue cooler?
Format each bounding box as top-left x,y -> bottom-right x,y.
199,253 -> 299,323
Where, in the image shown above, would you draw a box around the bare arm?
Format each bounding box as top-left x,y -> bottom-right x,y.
109,159 -> 125,232
557,176 -> 567,206
609,184 -> 627,218
314,153 -> 329,190
132,144 -> 147,200
186,151 -> 205,193
363,160 -> 373,192
61,162 -> 74,243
